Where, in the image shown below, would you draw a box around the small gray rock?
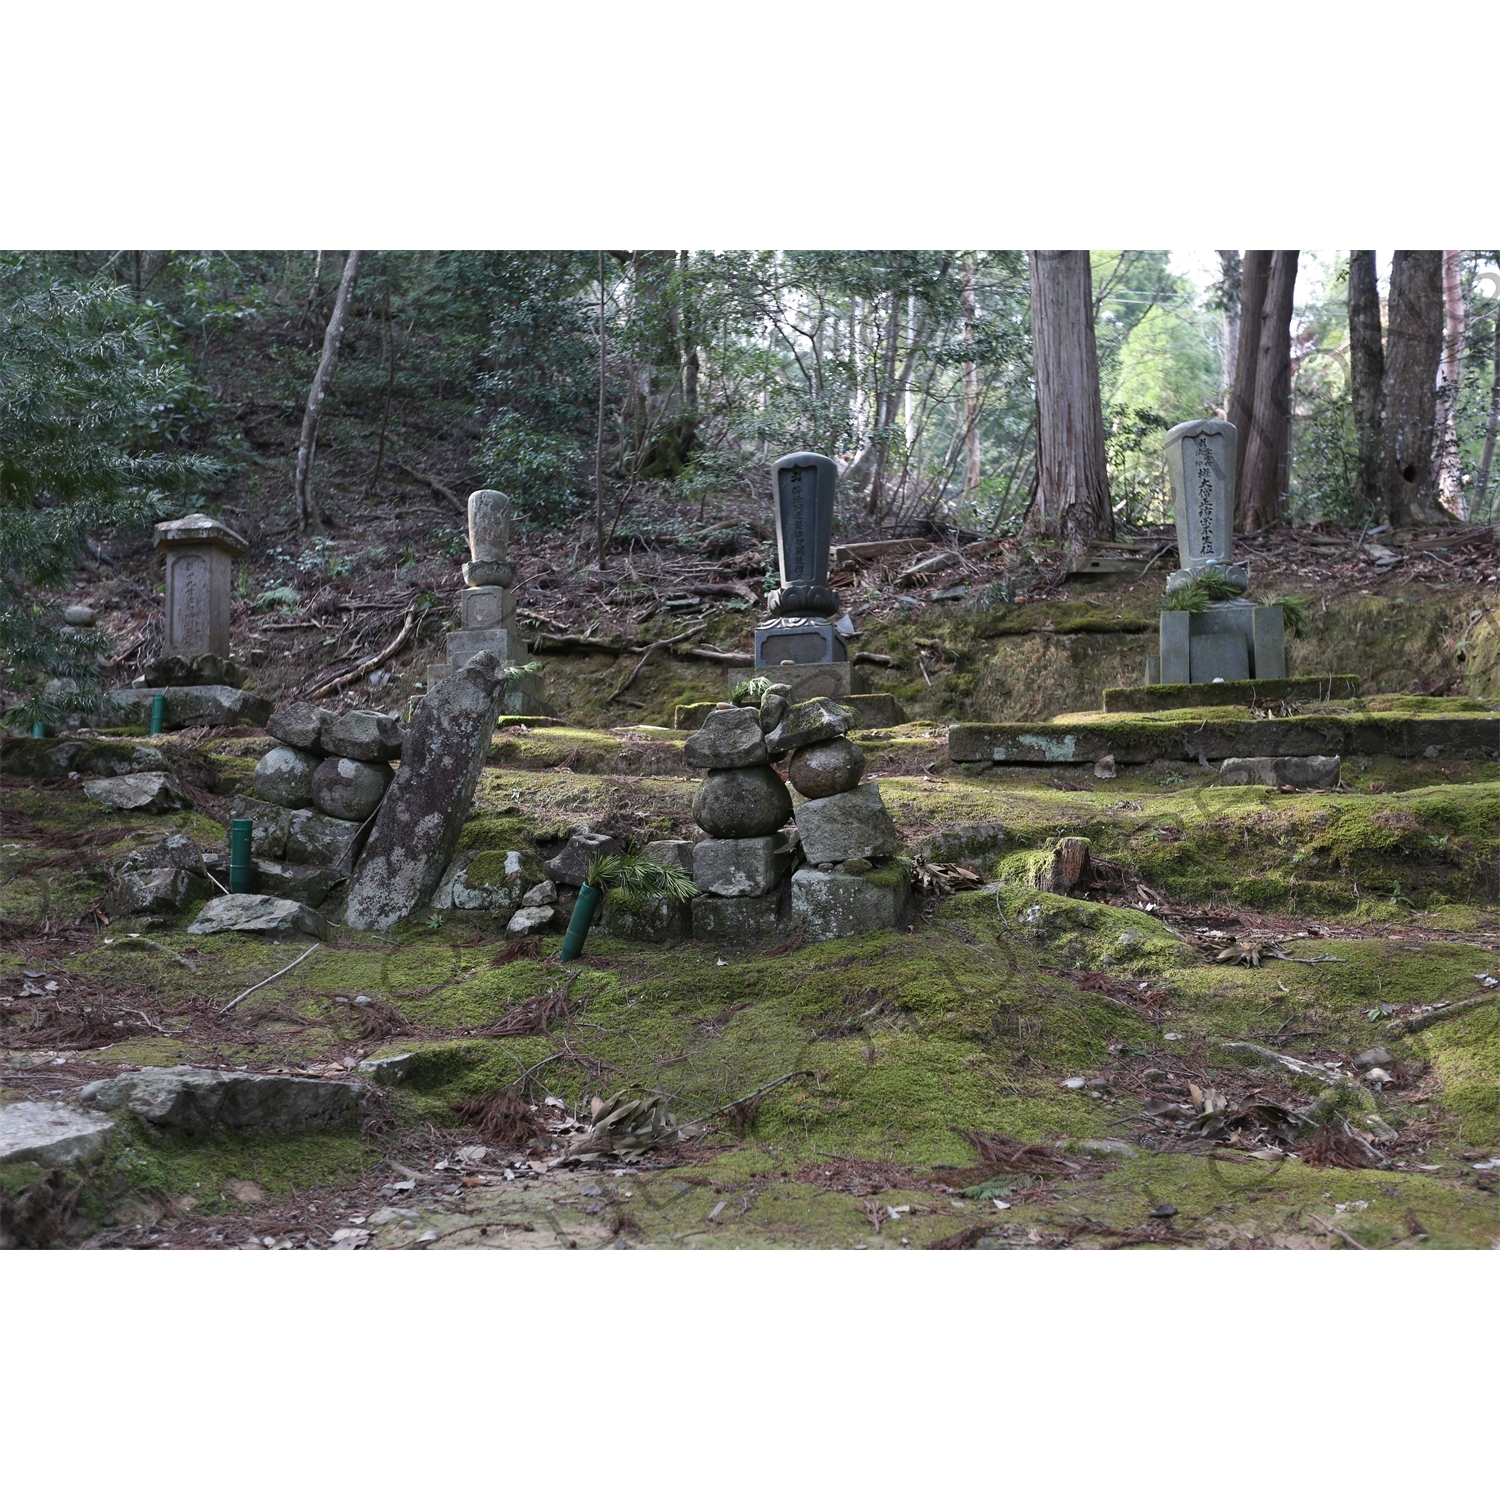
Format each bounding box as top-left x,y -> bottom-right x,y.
187,893 -> 330,939
1354,1046 -> 1393,1069
506,904 -> 555,936
544,831 -> 620,887
759,691 -> 790,734
83,772 -> 191,814
692,835 -> 790,898
267,701 -> 335,751
127,832 -> 207,877
103,866 -> 210,918
787,735 -> 865,799
285,810 -> 370,872
0,1101 -> 114,1168
792,782 -> 898,864
693,765 -> 793,839
356,1053 -> 415,1084
81,1066 -> 360,1134
63,605 -> 96,626
764,696 -> 854,759
230,796 -> 293,860
323,709 -> 404,762
253,745 -> 323,809
640,839 -> 695,873
312,756 -> 393,821
521,879 -> 557,908
683,707 -> 768,769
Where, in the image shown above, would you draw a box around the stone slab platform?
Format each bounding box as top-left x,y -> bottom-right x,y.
675,693 -> 902,732
1103,675 -> 1361,714
949,713 -> 1500,766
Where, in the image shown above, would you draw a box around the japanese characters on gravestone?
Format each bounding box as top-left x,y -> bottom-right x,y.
1154,420 -> 1286,685
150,514 -> 248,686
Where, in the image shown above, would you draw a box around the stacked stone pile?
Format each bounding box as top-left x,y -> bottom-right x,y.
684,688 -> 905,944
229,704 -> 405,905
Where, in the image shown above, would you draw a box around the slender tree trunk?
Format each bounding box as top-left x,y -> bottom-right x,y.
1435,249 -> 1466,516
1217,250 -> 1242,408
1379,250 -> 1447,527
962,256 -> 982,508
596,251 -> 607,564
364,290 -> 399,501
1238,250 -> 1299,532
1028,250 -> 1113,546
1228,251 -> 1270,504
294,250 -> 363,532
1475,313 -> 1500,519
1348,250 -> 1385,517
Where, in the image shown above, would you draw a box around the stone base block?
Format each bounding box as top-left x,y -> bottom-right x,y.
600,892 -> 692,943
204,853 -> 345,908
230,796 -> 293,860
286,809 -> 370,872
1219,755 -> 1341,789
90,686 -> 272,730
791,866 -> 907,943
792,783 -> 899,864
729,662 -> 866,704
640,839 -> 695,873
691,891 -> 783,945
692,835 -> 790,897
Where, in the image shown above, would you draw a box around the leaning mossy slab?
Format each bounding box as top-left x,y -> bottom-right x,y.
1103,675 -> 1361,714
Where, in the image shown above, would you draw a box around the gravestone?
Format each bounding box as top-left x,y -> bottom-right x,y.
1152,420 -> 1285,686
152,513 -> 248,682
753,452 -> 855,688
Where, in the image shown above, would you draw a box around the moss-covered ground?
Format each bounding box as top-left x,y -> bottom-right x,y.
3,702 -> 1498,1250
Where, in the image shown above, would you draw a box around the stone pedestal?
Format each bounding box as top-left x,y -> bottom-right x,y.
152,513 -> 247,672
1157,602 -> 1287,685
729,662 -> 866,704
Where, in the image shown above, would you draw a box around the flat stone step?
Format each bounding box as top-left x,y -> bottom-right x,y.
1102,675 -> 1361,714
948,712 -> 1500,766
0,1101 -> 115,1167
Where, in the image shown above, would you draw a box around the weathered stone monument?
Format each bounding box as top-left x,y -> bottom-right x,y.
427,490 -> 522,684
151,513 -> 248,686
752,452 -> 863,702
1151,420 -> 1286,685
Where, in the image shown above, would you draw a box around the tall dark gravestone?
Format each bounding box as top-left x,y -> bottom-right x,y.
755,452 -> 846,670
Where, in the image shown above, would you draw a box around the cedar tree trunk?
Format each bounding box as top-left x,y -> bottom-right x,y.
1228,251 -> 1270,502
1348,250 -> 1385,516
1237,250 -> 1299,532
1028,250 -> 1112,546
1379,250 -> 1446,527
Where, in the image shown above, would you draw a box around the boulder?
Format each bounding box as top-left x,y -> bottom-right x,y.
791,867 -> 906,942
311,756 -> 393,821
692,835 -> 790,898
0,738 -> 165,779
640,839 -> 695,874
230,795 -> 293,860
83,772 -> 191,814
0,1101 -> 115,1168
1220,755 -> 1341,789
323,709 -> 404,762
682,707 -> 768,769
544,831 -> 620,887
787,735 -> 865,799
285,810 -> 370,872
692,765 -> 792,839
103,866 -> 210,918
521,879 -> 557,907
90,685 -> 271,730
792,782 -> 898,864
143,654 -> 246,689
506,905 -> 555,937
253,745 -> 322,809
186,894 -> 329,939
80,1066 -> 361,1134
431,848 -> 537,912
763,696 -> 854,759
124,832 -> 207,877
63,605 -> 96,626
343,650 -> 514,931
266,701 -> 335,751
690,891 -> 782,945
